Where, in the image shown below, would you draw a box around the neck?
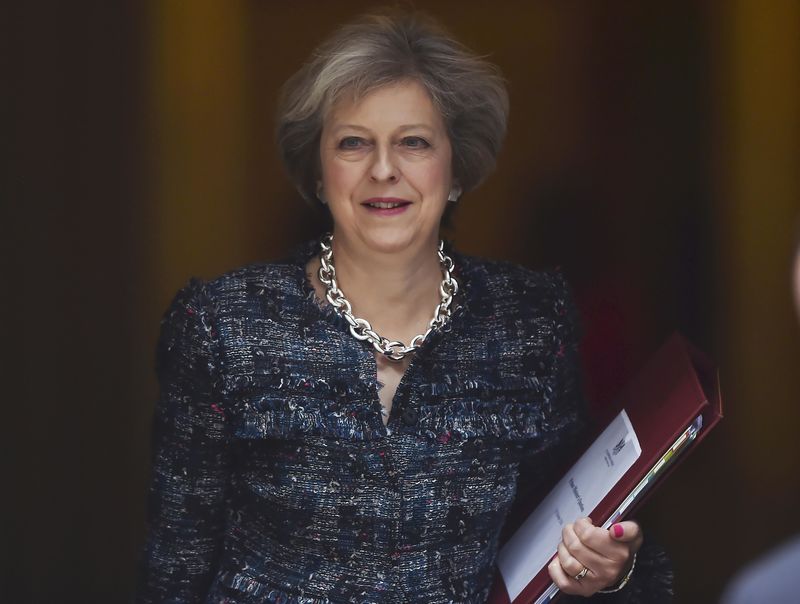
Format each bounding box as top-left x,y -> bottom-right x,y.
321,233 -> 445,344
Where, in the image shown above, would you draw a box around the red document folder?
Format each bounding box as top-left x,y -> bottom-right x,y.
488,333 -> 723,604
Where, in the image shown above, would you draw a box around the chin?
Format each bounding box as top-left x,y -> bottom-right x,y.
363,231 -> 417,254
356,225 -> 435,255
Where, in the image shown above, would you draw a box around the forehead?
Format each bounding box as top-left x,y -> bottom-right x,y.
325,79 -> 445,132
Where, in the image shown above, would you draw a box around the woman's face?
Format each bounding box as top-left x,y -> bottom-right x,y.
318,79 -> 454,255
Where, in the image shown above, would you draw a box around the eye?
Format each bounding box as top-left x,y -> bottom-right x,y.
401,136 -> 430,149
338,136 -> 366,150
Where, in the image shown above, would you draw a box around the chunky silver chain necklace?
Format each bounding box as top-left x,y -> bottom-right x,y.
317,232 -> 459,361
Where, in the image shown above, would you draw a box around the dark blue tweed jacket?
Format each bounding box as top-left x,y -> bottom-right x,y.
134,239 -> 672,604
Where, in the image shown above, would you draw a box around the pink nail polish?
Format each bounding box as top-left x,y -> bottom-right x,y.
612,523 -> 624,538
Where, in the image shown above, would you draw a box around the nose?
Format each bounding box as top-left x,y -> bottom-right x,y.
369,146 -> 399,183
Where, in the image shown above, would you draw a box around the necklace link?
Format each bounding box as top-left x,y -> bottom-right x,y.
317,233 -> 458,362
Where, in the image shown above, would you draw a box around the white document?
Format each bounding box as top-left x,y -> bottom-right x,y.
496,410 -> 641,602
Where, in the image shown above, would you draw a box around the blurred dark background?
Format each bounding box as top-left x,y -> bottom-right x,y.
5,1 -> 800,602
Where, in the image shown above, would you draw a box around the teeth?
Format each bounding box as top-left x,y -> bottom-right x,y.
368,202 -> 403,208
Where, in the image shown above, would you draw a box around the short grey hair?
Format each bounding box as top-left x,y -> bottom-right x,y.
276,11 -> 510,204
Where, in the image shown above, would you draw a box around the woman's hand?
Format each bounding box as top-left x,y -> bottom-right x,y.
547,517 -> 643,597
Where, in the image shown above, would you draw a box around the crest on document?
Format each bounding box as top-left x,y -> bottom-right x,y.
612,437 -> 626,456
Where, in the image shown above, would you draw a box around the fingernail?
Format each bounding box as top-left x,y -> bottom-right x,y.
612,523 -> 624,538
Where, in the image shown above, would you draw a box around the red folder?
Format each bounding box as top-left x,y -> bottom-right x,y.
488,333 -> 723,604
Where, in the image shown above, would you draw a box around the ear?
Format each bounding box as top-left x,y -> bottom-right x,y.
316,181 -> 327,205
448,182 -> 462,203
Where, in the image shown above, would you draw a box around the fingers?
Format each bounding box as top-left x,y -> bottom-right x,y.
566,517 -> 629,564
560,524 -> 609,571
557,541 -> 591,578
549,518 -> 645,596
548,552 -> 593,597
609,520 -> 643,546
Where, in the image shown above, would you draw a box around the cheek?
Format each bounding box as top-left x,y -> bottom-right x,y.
414,153 -> 452,197
322,156 -> 363,196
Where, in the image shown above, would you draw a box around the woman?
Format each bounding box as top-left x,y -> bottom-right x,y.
135,11 -> 672,603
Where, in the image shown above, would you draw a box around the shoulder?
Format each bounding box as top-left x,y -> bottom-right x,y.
204,257 -> 304,303
164,251 -> 309,322
453,250 -> 575,320
159,254 -> 310,351
450,250 -> 582,358
444,252 -> 583,396
157,256 -> 314,390
159,263 -> 295,324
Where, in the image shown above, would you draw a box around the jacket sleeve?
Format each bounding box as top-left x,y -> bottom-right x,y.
503,269 -> 674,603
134,278 -> 232,604
498,268 -> 589,546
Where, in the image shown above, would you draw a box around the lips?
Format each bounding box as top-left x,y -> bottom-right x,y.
361,197 -> 412,209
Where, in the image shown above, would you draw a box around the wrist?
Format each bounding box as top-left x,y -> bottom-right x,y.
598,551 -> 637,594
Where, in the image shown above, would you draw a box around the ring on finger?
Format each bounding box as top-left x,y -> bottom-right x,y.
574,566 -> 590,581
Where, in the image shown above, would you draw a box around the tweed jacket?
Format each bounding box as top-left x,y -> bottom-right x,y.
134,239 -> 673,604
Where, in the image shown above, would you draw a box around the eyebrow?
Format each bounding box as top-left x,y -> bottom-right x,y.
330,123 -> 436,135
395,123 -> 435,133
331,124 -> 370,134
